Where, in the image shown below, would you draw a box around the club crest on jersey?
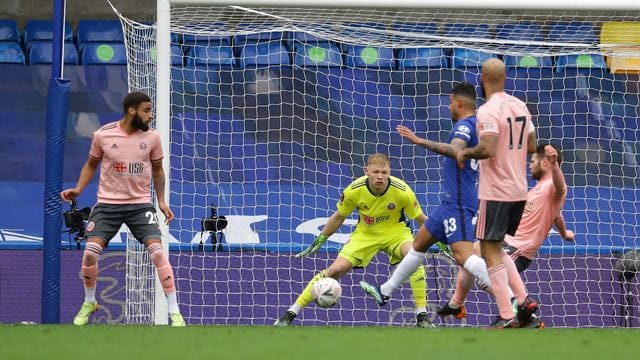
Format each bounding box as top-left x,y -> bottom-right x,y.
387,203 -> 396,210
139,142 -> 147,150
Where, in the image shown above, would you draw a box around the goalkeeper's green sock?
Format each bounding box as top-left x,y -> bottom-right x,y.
293,271 -> 325,309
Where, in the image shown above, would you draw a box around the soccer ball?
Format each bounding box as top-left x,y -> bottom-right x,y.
311,277 -> 342,308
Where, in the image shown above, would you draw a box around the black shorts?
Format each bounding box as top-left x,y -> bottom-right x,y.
475,200 -> 526,242
502,244 -> 532,273
85,203 -> 162,245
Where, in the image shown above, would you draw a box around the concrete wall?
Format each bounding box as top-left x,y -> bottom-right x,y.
0,0 -> 156,28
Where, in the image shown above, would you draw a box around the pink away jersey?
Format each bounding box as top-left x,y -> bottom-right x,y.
504,176 -> 567,259
89,121 -> 163,204
476,92 -> 533,201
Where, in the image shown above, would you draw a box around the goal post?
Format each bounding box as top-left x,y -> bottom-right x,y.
115,0 -> 640,326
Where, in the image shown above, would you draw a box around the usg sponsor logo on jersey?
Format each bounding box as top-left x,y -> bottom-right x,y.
129,162 -> 144,174
363,215 -> 390,226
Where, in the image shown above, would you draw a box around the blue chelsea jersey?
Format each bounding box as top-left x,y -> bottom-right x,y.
441,115 -> 479,211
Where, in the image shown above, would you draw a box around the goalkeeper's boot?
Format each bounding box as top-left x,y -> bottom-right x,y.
170,312 -> 186,327
436,303 -> 467,320
517,296 -> 539,327
521,313 -> 545,329
416,312 -> 436,328
73,301 -> 99,326
487,316 -> 519,329
359,281 -> 389,306
274,311 -> 296,327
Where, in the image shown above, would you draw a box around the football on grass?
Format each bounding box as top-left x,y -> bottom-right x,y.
312,277 -> 342,308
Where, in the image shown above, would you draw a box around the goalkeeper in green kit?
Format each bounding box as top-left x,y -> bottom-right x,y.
274,153 -> 433,327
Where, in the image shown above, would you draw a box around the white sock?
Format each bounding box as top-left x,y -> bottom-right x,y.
167,292 -> 179,314
415,306 -> 427,314
380,248 -> 425,297
288,303 -> 303,315
463,255 -> 491,289
85,287 -> 96,303
464,255 -> 514,298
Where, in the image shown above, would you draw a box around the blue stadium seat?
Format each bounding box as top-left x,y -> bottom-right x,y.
451,48 -> 496,68
503,54 -> 553,68
0,41 -> 26,64
287,31 -> 334,51
0,19 -> 20,42
182,22 -> 231,46
445,24 -> 493,69
81,43 -> 126,65
185,44 -> 235,67
76,19 -> 124,51
290,31 -> 328,43
555,54 -> 606,72
293,42 -> 342,67
444,23 -> 491,38
392,22 -> 439,35
495,23 -> 544,42
397,48 -> 447,68
547,22 -> 597,43
341,22 -> 387,38
496,23 -> 552,68
239,41 -> 289,68
28,41 -> 78,64
171,44 -> 183,66
344,44 -> 394,68
24,20 -> 73,49
234,30 -> 286,46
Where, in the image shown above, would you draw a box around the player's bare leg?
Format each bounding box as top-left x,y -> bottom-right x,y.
74,239 -> 103,326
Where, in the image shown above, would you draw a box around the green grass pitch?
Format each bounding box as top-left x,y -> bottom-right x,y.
1,325 -> 640,359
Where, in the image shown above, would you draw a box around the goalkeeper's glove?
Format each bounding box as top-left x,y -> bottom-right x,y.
435,241 -> 455,262
295,233 -> 328,258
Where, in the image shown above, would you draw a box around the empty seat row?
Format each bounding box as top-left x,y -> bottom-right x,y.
0,18 -> 125,65
175,42 -> 605,71
0,41 -> 126,65
0,38 -> 606,70
0,19 -> 123,50
165,21 -> 600,47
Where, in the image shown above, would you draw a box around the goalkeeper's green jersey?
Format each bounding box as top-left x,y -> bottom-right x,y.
336,175 -> 424,236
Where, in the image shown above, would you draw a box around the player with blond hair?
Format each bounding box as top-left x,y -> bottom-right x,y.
275,153 -> 432,327
360,83 -> 499,316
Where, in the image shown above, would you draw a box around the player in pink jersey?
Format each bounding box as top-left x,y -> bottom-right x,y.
503,144 -> 574,271
456,58 -> 538,328
442,144 -> 574,328
60,92 -> 185,327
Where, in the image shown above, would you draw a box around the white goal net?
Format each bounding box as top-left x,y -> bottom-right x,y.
115,1 -> 640,327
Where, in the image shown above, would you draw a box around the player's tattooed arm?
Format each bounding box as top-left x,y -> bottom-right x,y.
421,138 -> 467,159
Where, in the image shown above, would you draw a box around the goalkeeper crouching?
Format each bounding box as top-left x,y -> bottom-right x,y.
274,153 -> 433,328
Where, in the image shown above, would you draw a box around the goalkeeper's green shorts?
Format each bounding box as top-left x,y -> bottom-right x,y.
337,229 -> 413,268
